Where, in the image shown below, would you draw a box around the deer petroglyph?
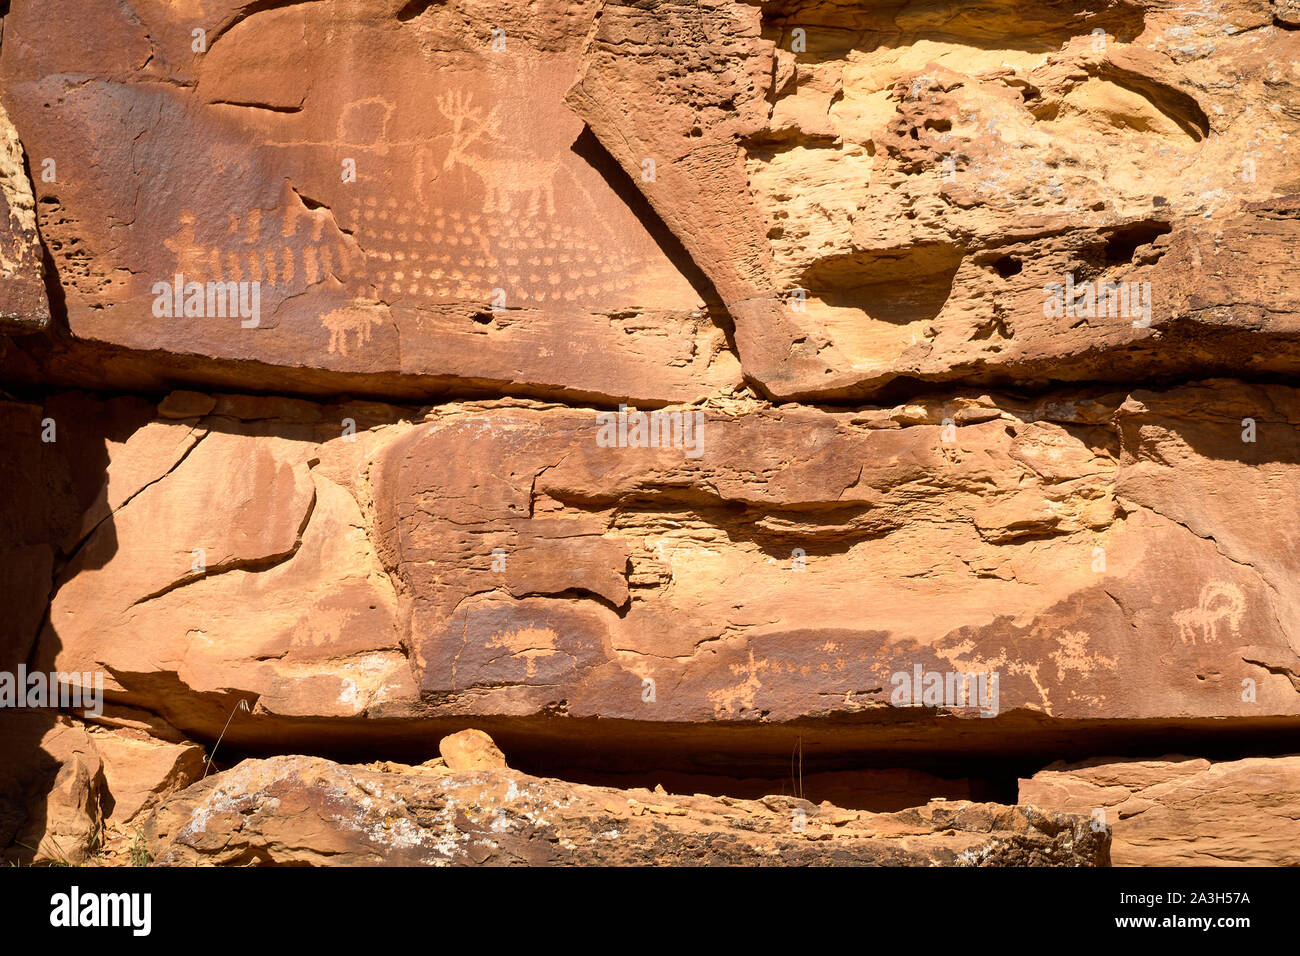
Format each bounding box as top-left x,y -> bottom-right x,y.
436,89 -> 561,217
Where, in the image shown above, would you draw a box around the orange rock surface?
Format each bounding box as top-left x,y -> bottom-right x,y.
1,0 -> 1297,866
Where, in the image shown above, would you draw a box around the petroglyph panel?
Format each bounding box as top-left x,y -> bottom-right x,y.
0,0 -> 733,403
352,199 -> 646,310
365,383 -> 1300,726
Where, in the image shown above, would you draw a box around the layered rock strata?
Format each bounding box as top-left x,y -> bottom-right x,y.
2,0 -> 1298,866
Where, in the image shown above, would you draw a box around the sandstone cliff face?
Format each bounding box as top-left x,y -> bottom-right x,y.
568,0 -> 1300,398
1,0 -> 1298,866
24,380 -> 1300,744
0,0 -> 737,405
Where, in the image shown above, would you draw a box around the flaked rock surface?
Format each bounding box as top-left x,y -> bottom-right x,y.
144,754 -> 1109,866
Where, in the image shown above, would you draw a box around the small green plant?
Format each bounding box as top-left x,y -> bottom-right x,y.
14,837 -> 75,867
128,829 -> 152,867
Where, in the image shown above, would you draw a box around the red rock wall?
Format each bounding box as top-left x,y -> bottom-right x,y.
2,0 -> 1299,866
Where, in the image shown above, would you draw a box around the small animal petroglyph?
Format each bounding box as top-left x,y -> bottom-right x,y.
322,304 -> 385,355
1173,581 -> 1246,646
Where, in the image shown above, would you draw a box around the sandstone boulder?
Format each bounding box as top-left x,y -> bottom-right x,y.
0,715 -> 104,865
90,723 -> 205,827
0,706 -> 204,864
143,755 -> 1109,866
1020,754 -> 1300,866
439,729 -> 509,771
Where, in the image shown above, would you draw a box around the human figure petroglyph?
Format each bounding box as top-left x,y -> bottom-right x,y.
708,648 -> 765,716
163,201 -> 362,295
281,194 -> 329,242
1174,582 -> 1246,646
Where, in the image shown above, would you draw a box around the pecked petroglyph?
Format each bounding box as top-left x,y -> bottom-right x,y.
1174,582 -> 1246,647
